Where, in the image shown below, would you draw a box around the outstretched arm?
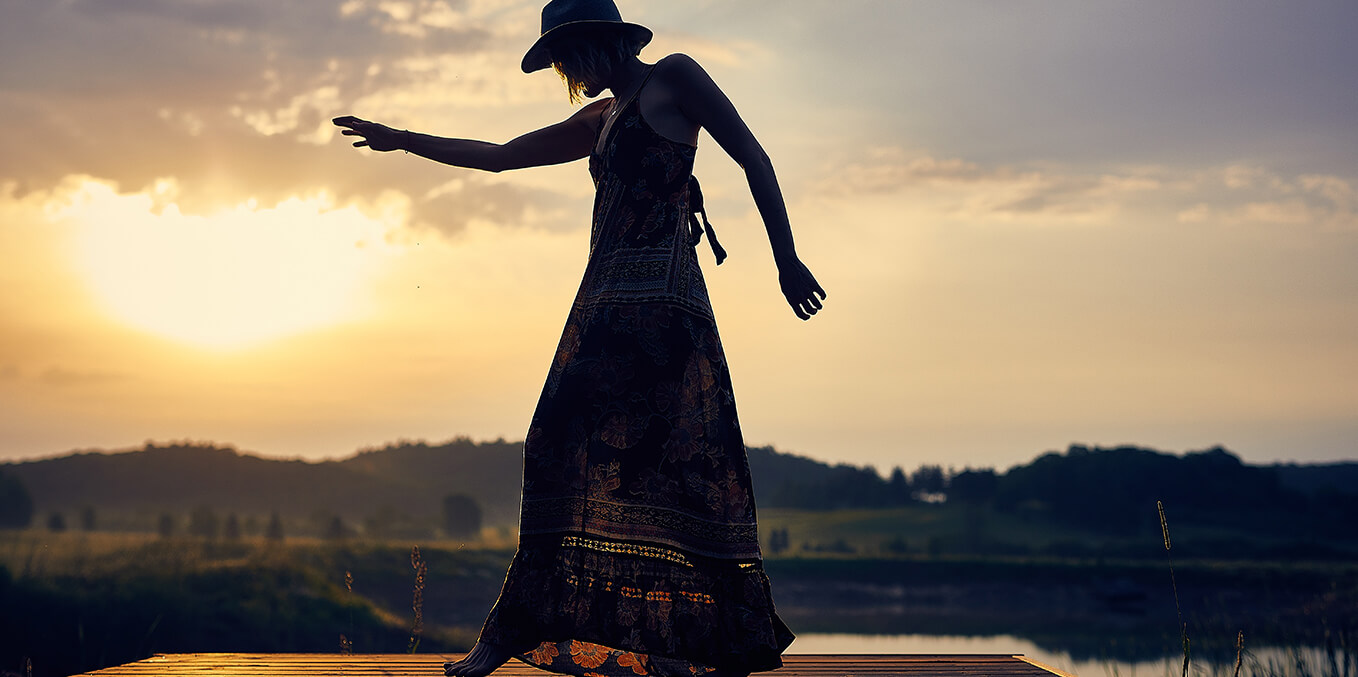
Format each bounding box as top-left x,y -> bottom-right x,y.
333,100 -> 609,173
661,55 -> 826,320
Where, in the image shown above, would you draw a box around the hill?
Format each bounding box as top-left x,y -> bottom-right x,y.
4,439 -> 1356,547
2,438 -> 899,532
3,439 -> 523,529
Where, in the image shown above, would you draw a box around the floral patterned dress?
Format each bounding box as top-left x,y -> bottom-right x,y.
476,67 -> 795,676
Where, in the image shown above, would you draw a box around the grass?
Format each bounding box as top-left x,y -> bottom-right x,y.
2,507 -> 1356,677
0,529 -> 494,677
1140,500 -> 1356,677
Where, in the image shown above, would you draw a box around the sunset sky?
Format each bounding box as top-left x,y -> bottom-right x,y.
2,0 -> 1356,471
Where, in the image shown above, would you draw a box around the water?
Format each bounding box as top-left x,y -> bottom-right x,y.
789,634 -> 1343,677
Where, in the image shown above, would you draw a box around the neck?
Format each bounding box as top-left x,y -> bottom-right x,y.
606,57 -> 649,97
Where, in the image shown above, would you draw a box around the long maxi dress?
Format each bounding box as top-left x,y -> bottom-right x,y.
477,67 -> 795,676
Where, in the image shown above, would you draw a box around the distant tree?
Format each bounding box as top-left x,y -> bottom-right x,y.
189,506 -> 220,540
442,494 -> 483,540
266,511 -> 285,542
888,466 -> 910,505
158,513 -> 176,538
47,512 -> 67,532
991,444 -> 1299,537
910,464 -> 946,498
949,468 -> 998,504
0,469 -> 34,529
79,505 -> 97,532
223,513 -> 241,541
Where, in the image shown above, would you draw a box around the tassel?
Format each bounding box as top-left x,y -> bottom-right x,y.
686,176 -> 728,265
698,208 -> 727,265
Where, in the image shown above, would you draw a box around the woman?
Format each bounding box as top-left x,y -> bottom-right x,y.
335,1 -> 824,675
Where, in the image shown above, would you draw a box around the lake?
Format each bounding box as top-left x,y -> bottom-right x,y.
789,633 -> 1345,677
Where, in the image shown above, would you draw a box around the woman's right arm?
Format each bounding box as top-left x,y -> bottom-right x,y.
333,100 -> 608,173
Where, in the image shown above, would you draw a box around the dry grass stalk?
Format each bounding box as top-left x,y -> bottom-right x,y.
340,570 -> 354,655
1157,500 -> 1190,677
408,545 -> 427,653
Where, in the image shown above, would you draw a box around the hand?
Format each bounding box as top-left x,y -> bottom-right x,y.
777,257 -> 826,320
332,115 -> 406,152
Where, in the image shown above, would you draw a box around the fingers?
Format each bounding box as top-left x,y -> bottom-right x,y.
332,115 -> 365,127
787,295 -> 815,320
786,284 -> 825,320
353,140 -> 368,147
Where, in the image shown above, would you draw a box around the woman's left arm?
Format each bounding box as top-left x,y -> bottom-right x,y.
664,55 -> 826,320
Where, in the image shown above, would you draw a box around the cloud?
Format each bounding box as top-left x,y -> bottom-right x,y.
812,148 -> 1163,226
0,0 -> 506,200
814,148 -> 1358,232
1177,166 -> 1358,231
418,174 -> 579,235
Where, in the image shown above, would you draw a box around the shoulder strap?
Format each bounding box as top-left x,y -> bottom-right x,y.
615,65 -> 658,117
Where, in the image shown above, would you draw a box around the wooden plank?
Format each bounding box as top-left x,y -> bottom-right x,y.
78,653 -> 1067,677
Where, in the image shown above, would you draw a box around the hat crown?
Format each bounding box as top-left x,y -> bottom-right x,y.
540,0 -> 624,35
522,0 -> 650,73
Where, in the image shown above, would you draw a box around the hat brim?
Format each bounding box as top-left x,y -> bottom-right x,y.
521,20 -> 652,73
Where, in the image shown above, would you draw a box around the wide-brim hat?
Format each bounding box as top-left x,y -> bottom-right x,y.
521,0 -> 652,74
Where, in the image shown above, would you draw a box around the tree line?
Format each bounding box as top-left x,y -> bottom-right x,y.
5,441 -> 1357,543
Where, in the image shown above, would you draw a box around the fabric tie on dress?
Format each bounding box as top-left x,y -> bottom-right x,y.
686,175 -> 727,265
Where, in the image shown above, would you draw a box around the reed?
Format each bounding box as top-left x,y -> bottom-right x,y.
408,545 -> 427,653
340,569 -> 354,655
1159,500 -> 1191,677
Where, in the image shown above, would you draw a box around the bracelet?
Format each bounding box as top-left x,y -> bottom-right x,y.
403,129 -> 412,154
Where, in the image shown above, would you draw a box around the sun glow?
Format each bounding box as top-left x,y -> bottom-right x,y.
51,177 -> 404,350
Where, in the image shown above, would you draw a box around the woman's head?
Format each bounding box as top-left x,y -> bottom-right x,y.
549,27 -> 645,104
521,0 -> 652,92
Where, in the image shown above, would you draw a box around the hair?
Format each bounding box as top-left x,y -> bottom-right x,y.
549,28 -> 644,105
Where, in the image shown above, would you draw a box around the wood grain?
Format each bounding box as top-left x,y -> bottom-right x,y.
77,653 -> 1070,677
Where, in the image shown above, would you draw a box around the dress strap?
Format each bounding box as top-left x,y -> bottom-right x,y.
595,65 -> 659,155
687,175 -> 727,265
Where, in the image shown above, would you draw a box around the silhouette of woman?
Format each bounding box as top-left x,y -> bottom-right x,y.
335,2 -> 823,675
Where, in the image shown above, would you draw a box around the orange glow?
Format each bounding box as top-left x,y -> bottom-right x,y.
51,177 -> 405,350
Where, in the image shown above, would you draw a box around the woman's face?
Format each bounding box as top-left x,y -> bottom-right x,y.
550,35 -> 617,97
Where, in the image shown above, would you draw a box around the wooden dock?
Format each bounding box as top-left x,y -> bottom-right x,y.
77,653 -> 1076,676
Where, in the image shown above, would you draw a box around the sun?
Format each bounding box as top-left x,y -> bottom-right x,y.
53,177 -> 402,350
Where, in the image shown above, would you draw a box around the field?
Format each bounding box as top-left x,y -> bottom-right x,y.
758,504 -> 1354,561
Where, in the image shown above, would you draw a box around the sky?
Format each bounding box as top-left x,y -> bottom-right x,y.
2,0 -> 1356,471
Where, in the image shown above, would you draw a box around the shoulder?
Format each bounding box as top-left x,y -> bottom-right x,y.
653,53 -> 712,86
576,98 -> 613,117
650,53 -> 725,108
568,97 -> 613,128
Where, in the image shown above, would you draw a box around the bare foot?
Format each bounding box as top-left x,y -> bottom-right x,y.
444,641 -> 513,677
